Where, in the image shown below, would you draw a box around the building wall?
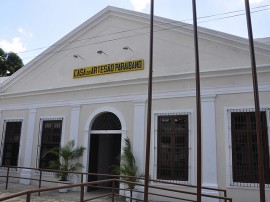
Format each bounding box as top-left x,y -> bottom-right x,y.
0,7 -> 270,201
215,91 -> 270,202
0,69 -> 270,202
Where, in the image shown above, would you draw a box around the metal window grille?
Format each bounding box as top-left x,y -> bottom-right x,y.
38,119 -> 63,169
91,112 -> 121,130
156,113 -> 189,182
230,108 -> 270,187
1,120 -> 22,166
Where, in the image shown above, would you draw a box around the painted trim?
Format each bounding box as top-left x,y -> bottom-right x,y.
36,116 -> 65,170
1,64 -> 270,100
152,109 -> 194,185
0,82 -> 269,112
133,100 -> 146,174
83,106 -> 127,131
201,96 -> 218,188
225,107 -> 270,188
82,106 -> 127,182
69,105 -> 81,146
90,130 -> 123,134
38,116 -> 66,145
0,118 -> 24,167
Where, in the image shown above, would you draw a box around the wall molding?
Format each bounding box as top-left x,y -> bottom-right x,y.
0,64 -> 269,100
0,82 -> 269,112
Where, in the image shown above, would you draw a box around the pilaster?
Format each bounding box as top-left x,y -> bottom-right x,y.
69,105 -> 81,146
20,108 -> 36,184
133,100 -> 146,175
201,95 -> 218,202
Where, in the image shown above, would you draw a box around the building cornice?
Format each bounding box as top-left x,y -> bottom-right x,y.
0,63 -> 269,100
0,81 -> 269,111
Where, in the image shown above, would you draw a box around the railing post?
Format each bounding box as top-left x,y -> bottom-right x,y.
130,189 -> 132,202
144,1 -> 154,201
81,173 -> 84,183
244,1 -> 265,202
38,170 -> 42,196
26,193 -> 31,202
223,190 -> 227,202
192,0 -> 202,202
80,185 -> 84,202
5,166 -> 10,190
81,173 -> 84,193
112,180 -> 115,202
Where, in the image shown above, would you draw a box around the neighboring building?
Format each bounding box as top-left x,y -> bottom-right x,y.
0,6 -> 269,202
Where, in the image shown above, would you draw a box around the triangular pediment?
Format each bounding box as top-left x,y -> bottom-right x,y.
1,6 -> 270,95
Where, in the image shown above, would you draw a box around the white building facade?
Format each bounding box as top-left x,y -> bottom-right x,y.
0,7 -> 270,202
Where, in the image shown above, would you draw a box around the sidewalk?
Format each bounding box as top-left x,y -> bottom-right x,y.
0,182 -> 126,201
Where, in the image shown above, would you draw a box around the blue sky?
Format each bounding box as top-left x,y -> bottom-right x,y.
1,0 -> 269,64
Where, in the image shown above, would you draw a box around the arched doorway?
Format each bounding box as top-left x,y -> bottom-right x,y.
88,112 -> 122,191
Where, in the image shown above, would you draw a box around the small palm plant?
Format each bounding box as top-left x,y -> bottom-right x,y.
43,140 -> 85,181
113,137 -> 138,201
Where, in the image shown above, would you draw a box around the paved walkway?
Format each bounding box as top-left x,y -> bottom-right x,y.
0,182 -> 126,202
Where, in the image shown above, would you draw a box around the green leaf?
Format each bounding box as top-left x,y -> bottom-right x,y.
42,140 -> 85,181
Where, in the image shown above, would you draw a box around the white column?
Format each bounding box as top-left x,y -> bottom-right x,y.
69,105 -> 81,146
20,108 -> 36,184
133,101 -> 146,175
132,101 -> 146,201
82,128 -> 89,187
69,105 -> 81,190
201,96 -> 218,202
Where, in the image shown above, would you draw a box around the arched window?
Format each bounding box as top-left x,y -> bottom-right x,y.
91,112 -> 121,130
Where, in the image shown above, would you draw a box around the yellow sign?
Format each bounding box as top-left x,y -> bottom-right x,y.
73,59 -> 144,79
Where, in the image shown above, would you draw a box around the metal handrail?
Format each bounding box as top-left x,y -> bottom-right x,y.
0,165 -> 226,194
0,179 -> 114,202
0,166 -> 232,201
0,178 -> 233,202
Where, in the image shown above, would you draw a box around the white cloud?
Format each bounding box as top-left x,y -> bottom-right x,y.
18,28 -> 33,37
130,0 -> 150,11
0,37 -> 26,53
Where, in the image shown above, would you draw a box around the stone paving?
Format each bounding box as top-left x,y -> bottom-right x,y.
0,182 -> 126,202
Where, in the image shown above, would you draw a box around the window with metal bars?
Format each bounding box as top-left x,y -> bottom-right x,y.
91,112 -> 121,130
1,121 -> 22,166
156,114 -> 189,181
39,119 -> 62,169
230,109 -> 270,186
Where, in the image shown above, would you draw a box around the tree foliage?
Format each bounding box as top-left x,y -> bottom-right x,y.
0,48 -> 24,77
